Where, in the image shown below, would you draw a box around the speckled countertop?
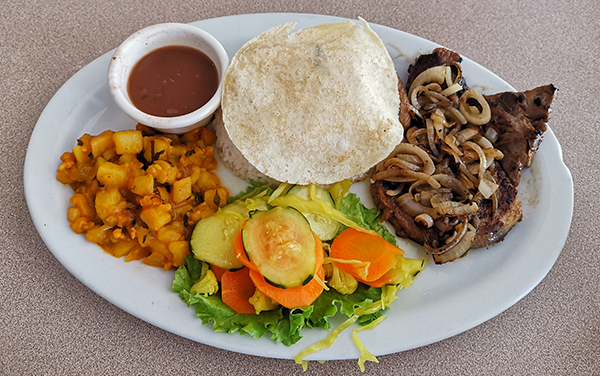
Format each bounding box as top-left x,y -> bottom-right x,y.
2,0 -> 598,375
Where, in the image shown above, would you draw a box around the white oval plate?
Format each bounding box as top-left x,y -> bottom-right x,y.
24,13 -> 573,360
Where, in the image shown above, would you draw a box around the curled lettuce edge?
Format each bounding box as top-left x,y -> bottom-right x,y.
175,181 -> 425,371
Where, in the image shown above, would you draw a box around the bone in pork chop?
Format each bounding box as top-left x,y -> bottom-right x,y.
372,48 -> 555,262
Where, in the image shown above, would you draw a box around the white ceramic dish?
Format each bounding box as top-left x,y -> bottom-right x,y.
108,22 -> 229,134
24,13 -> 573,361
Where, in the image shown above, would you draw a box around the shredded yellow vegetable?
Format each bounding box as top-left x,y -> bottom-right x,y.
295,315 -> 359,370
295,290 -> 400,371
353,315 -> 387,371
270,195 -> 377,235
268,182 -> 293,203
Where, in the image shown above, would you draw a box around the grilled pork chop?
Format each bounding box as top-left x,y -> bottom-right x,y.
373,48 -> 555,261
485,85 -> 556,186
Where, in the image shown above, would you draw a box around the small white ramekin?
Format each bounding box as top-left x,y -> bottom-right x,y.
108,23 -> 229,134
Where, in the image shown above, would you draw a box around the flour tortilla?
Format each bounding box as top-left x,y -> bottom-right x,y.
221,19 -> 403,185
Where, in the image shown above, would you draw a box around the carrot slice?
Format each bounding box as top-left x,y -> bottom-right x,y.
249,265 -> 324,309
234,227 -> 325,309
220,267 -> 256,315
210,264 -> 227,282
329,228 -> 403,282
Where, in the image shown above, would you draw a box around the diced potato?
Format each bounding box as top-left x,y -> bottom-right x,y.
200,127 -> 216,146
131,175 -> 155,196
204,187 -> 228,210
90,130 -> 115,158
171,177 -> 192,204
187,202 -> 216,224
171,145 -> 188,158
147,160 -> 178,184
67,207 -> 80,222
157,225 -> 183,243
124,246 -> 151,262
58,125 -> 230,271
196,170 -> 220,189
143,136 -> 172,162
156,186 -> 170,201
169,241 -> 189,267
85,224 -> 112,244
133,225 -> 152,247
181,127 -> 203,144
102,147 -> 117,161
143,251 -> 166,268
189,165 -> 203,185
140,204 -> 172,231
69,193 -> 95,219
72,145 -> 92,164
113,130 -> 143,154
95,187 -> 126,224
97,162 -> 129,187
70,217 -> 95,234
111,240 -> 138,258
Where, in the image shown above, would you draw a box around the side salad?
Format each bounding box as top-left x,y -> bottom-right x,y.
172,180 -> 425,370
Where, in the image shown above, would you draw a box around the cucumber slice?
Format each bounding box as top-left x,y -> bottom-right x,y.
190,201 -> 249,270
242,207 -> 317,289
287,185 -> 341,241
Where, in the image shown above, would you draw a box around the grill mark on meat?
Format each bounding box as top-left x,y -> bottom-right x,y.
485,84 -> 556,186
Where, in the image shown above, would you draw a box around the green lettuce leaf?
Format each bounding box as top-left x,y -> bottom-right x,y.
337,193 -> 397,245
173,260 -> 385,346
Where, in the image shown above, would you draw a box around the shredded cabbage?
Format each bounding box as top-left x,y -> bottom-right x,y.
294,314 -> 359,370
353,315 -> 386,371
295,285 -> 404,371
270,195 -> 377,235
327,179 -> 353,208
268,182 -> 293,203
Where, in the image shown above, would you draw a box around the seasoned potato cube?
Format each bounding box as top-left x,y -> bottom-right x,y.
171,177 -> 192,203
147,160 -> 178,184
169,241 -> 189,267
200,127 -> 216,146
95,187 -> 126,224
85,224 -> 112,244
133,225 -> 152,247
143,136 -> 172,162
70,217 -> 95,234
143,251 -> 166,268
171,145 -> 188,158
69,193 -> 95,219
72,145 -> 92,164
102,147 -> 117,161
97,162 -> 129,187
157,225 -> 183,243
140,204 -> 172,231
195,170 -> 220,189
113,130 -> 143,154
112,240 -> 138,258
131,175 -> 154,196
124,246 -> 151,262
203,187 -> 228,209
90,130 -> 115,158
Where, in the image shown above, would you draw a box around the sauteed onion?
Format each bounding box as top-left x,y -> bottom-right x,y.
374,64 -> 504,263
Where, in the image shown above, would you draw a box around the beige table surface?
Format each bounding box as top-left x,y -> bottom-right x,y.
2,0 -> 598,374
